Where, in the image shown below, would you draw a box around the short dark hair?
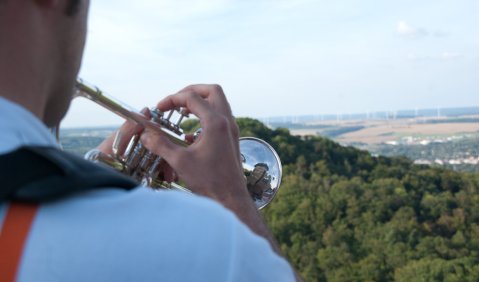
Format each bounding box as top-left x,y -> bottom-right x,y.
65,0 -> 81,16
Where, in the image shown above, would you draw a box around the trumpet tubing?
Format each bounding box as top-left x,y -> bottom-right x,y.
73,79 -> 282,209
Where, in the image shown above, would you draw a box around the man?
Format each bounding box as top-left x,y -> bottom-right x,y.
246,163 -> 271,200
0,0 -> 296,281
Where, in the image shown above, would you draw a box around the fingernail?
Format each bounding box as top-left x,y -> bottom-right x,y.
140,107 -> 149,114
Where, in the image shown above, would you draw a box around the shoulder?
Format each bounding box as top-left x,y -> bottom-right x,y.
20,188 -> 294,281
34,188 -> 241,252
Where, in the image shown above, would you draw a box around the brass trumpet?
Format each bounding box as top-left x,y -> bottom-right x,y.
73,79 -> 282,209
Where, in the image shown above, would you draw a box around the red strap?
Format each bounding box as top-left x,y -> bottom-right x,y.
0,203 -> 39,282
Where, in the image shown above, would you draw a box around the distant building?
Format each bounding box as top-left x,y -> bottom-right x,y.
420,140 -> 431,146
464,157 -> 479,165
414,159 -> 432,165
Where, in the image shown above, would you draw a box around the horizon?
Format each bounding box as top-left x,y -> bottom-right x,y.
61,104 -> 479,129
63,0 -> 479,127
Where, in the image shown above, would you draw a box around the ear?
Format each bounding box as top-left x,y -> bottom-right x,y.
34,0 -> 60,8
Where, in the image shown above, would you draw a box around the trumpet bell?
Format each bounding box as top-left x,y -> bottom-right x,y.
240,137 -> 282,209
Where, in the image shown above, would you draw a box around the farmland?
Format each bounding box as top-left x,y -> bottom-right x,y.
286,116 -> 479,172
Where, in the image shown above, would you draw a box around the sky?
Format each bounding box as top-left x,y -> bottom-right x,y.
63,0 -> 479,127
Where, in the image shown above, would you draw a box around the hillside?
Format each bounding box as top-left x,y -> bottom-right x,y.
62,118 -> 479,281
234,118 -> 479,281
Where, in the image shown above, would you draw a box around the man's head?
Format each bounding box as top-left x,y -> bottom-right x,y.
66,0 -> 82,16
0,0 -> 90,127
43,0 -> 90,127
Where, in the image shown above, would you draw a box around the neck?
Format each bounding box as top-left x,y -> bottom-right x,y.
0,67 -> 50,125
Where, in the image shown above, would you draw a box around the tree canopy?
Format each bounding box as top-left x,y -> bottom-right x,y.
234,118 -> 479,282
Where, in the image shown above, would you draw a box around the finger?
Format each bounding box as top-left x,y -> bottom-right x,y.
180,85 -> 238,142
180,84 -> 226,102
114,108 -> 150,156
96,135 -> 115,156
178,84 -> 232,116
185,133 -> 196,144
179,85 -> 237,134
96,108 -> 149,155
140,129 -> 186,169
157,91 -> 215,121
159,162 -> 178,183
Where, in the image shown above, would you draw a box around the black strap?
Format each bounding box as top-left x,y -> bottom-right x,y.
0,146 -> 139,203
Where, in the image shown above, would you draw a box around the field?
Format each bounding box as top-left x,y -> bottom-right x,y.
290,117 -> 479,145
337,121 -> 479,144
286,115 -> 479,172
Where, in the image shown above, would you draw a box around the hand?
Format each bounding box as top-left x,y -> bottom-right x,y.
139,84 -> 249,205
96,108 -> 178,182
96,107 -> 150,157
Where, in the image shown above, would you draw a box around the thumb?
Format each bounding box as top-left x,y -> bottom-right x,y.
113,107 -> 151,156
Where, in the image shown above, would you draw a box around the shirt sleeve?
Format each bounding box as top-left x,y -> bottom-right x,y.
225,212 -> 296,282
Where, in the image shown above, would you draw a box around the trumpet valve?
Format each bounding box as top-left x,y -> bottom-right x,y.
149,107 -> 184,135
150,108 -> 164,123
165,109 -> 175,121
172,108 -> 189,133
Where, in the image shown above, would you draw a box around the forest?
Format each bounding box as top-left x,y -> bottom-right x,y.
64,118 -> 479,281
200,118 -> 479,281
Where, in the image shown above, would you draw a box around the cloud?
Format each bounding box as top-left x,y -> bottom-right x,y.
407,52 -> 463,62
396,21 -> 450,39
439,52 -> 462,60
396,21 -> 428,38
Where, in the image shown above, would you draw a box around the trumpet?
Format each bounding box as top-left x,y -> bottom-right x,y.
73,79 -> 282,209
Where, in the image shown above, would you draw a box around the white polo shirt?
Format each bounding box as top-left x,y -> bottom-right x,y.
0,97 -> 295,282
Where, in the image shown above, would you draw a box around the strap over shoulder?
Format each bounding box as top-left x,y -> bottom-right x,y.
0,146 -> 139,202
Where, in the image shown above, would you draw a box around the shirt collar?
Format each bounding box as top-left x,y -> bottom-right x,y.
0,97 -> 59,155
